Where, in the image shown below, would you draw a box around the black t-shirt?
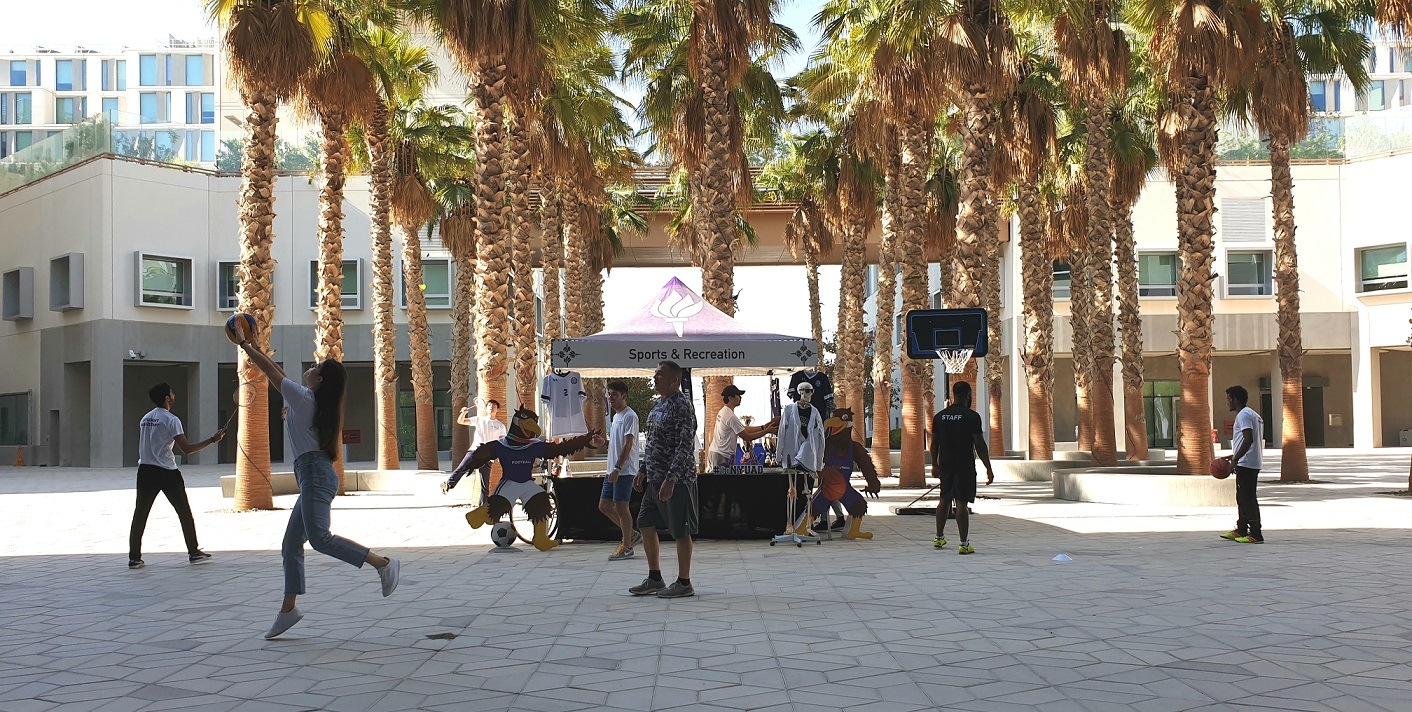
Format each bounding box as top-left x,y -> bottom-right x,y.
796,403 -> 813,440
931,404 -> 982,471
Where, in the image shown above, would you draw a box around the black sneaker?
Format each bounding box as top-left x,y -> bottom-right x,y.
188,551 -> 212,564
128,559 -> 145,569
629,578 -> 666,596
657,581 -> 695,599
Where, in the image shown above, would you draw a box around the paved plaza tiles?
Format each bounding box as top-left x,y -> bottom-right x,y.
3,450 -> 1412,712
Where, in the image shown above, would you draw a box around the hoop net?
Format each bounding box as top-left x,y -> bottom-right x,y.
936,348 -> 974,374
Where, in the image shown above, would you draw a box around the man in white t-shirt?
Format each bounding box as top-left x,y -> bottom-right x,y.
128,382 -> 225,569
600,381 -> 642,561
442,400 -> 507,504
707,385 -> 779,469
1220,385 -> 1266,544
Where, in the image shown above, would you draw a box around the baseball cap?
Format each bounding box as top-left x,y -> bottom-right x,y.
721,385 -> 746,398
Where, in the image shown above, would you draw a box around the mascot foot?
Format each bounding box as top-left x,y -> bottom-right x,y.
532,521 -> 559,552
465,506 -> 491,529
845,517 -> 874,540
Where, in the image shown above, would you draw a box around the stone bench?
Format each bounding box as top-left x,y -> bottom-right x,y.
1053,465 -> 1234,506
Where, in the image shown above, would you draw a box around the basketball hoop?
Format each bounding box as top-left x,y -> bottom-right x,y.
936,348 -> 974,374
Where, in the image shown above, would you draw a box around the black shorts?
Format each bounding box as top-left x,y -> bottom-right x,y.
938,466 -> 978,503
637,480 -> 699,539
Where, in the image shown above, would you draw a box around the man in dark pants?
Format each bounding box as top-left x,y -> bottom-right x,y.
129,383 -> 225,569
630,361 -> 699,599
930,381 -> 994,554
1221,385 -> 1266,544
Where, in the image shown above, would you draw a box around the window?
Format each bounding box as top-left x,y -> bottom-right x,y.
1226,251 -> 1273,297
200,93 -> 214,123
116,60 -> 126,90
0,95 -> 8,124
55,60 -> 74,91
0,393 -> 29,447
137,253 -> 194,308
55,97 -> 84,124
186,92 -> 214,123
1358,245 -> 1409,292
1404,49 -> 1412,72
14,131 -> 32,151
165,54 -> 172,86
102,97 -> 119,123
216,261 -> 239,310
139,93 -> 157,124
404,259 -> 452,308
139,55 -> 157,86
14,93 -> 30,124
3,267 -> 34,321
1309,81 -> 1326,112
864,264 -> 879,297
1369,80 -> 1386,111
1053,262 -> 1072,299
185,55 -> 209,85
1138,252 -> 1179,297
9,61 -> 26,87
931,290 -> 943,309
49,253 -> 84,311
1142,380 -> 1179,449
101,60 -> 111,91
397,389 -> 454,456
201,129 -> 214,162
894,312 -> 904,347
309,259 -> 363,310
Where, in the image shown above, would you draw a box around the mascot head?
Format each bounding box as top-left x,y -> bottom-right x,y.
507,407 -> 542,442
824,408 -> 854,445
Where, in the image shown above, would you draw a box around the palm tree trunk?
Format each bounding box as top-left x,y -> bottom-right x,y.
953,88 -> 995,379
1070,219 -> 1094,453
1083,106 -> 1119,466
897,113 -> 933,487
845,209 -> 870,449
983,211 -> 1006,458
696,38 -> 737,457
1019,183 -> 1055,460
541,180 -> 564,358
368,103 -> 399,470
399,220 -> 438,470
1269,136 -> 1308,481
449,218 -> 474,466
313,110 -> 348,486
506,107 -> 538,407
872,167 -> 899,476
233,90 -> 278,511
1174,76 -> 1218,476
1113,195 -> 1148,461
474,61 -> 510,488
560,188 -> 591,461
805,238 -> 824,367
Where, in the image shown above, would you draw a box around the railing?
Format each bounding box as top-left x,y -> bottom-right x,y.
1217,113 -> 1412,162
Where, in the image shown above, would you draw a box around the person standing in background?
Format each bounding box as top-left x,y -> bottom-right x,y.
1220,385 -> 1266,544
442,400 -> 506,503
601,381 -> 641,561
128,383 -> 225,570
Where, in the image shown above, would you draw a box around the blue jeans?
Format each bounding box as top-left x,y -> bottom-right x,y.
283,451 -> 370,595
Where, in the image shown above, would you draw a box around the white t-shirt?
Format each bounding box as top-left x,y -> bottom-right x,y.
608,407 -> 640,477
468,415 -> 507,449
709,406 -> 745,460
137,408 -> 184,470
281,378 -> 324,461
1232,406 -> 1264,469
540,371 -> 587,438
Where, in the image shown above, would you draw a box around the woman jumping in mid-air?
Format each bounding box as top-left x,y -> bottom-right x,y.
232,326 -> 400,639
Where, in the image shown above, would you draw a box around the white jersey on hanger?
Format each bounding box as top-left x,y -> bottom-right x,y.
540,371 -> 588,438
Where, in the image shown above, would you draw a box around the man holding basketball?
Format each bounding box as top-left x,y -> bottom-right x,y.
930,381 -> 994,554
1221,385 -> 1265,544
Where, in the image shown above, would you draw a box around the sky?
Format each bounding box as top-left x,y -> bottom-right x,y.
2,0 -> 838,417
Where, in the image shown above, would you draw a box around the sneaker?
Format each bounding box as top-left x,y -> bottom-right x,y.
630,530 -> 643,549
1220,531 -> 1242,541
608,546 -> 635,561
933,537 -> 948,549
264,607 -> 303,639
958,544 -> 975,555
1234,536 -> 1264,544
378,558 -> 400,597
188,551 -> 212,564
629,577 -> 666,596
128,559 -> 145,570
656,581 -> 695,599
440,481 -> 449,495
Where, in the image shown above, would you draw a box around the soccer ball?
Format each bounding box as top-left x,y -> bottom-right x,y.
490,522 -> 517,548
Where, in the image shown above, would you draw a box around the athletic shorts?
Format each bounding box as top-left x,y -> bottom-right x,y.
938,466 -> 978,504
492,478 -> 546,505
637,480 -> 699,539
600,473 -> 636,503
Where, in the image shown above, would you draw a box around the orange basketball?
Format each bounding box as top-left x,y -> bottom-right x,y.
1210,457 -> 1234,479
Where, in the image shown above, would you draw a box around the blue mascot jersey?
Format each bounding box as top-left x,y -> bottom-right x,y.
492,439 -> 549,483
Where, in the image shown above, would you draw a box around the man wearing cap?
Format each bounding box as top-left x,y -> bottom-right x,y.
707,385 -> 779,470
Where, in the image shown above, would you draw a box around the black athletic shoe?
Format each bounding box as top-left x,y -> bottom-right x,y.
629,578 -> 666,596
128,559 -> 145,569
656,581 -> 695,599
188,551 -> 212,564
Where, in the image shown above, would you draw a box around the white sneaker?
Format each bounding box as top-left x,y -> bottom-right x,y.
265,607 -> 303,639
378,558 -> 400,597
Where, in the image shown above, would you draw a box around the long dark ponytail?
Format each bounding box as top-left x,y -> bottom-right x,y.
313,360 -> 347,459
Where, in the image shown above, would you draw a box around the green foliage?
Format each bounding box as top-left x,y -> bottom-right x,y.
214,136 -> 324,171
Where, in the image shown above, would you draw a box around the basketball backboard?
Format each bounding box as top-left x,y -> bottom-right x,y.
905,308 -> 989,360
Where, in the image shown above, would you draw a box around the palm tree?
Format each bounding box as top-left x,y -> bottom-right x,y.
1378,0 -> 1412,28
1133,0 -> 1259,475
207,0 -> 330,510
1055,0 -> 1131,466
437,195 -> 476,465
1249,0 -> 1371,481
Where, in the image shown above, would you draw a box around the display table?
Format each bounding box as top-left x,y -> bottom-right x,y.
553,471 -> 794,541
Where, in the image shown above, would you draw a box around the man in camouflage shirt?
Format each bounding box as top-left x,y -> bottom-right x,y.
630,361 -> 700,599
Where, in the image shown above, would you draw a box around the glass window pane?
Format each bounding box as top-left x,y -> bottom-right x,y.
200,93 -> 214,123
140,94 -> 157,124
1227,251 -> 1272,295
186,55 -> 203,85
102,60 -> 111,91
116,60 -> 126,90
0,393 -> 30,447
1370,80 -> 1385,111
1309,82 -> 1326,112
201,130 -> 214,162
1156,380 -> 1181,397
14,131 -> 32,151
1360,245 -> 1408,291
9,62 -> 26,86
15,93 -> 31,124
142,257 -> 186,305
55,61 -> 73,91
55,98 -> 71,124
341,261 -> 359,297
1053,262 -> 1072,298
139,55 -> 157,86
422,261 -> 450,307
219,262 -> 239,309
102,97 -> 119,123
